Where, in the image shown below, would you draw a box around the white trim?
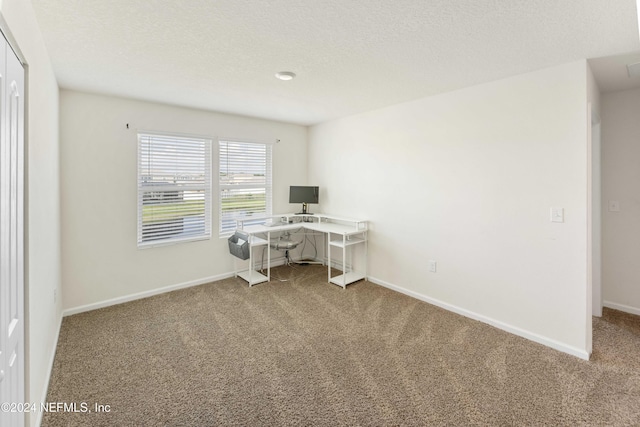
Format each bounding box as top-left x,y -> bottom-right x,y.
326,258 -> 353,271
368,276 -> 591,361
237,254 -> 289,271
63,272 -> 233,317
603,301 -> 640,316
136,129 -> 213,141
218,136 -> 275,146
33,314 -> 63,427
0,15 -> 27,66
137,234 -> 210,249
62,256 -> 292,316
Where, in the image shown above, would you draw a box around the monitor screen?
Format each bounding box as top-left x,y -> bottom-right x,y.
289,186 -> 319,204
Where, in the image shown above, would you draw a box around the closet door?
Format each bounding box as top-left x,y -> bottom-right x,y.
0,35 -> 25,427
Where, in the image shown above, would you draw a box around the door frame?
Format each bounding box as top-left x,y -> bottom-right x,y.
587,102 -> 603,358
0,14 -> 28,427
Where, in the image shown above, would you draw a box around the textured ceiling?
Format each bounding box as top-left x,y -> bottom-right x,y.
30,0 -> 640,125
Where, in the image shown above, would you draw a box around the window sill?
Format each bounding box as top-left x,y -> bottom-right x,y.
137,234 -> 211,249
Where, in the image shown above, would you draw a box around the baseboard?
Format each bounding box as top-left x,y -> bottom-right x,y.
603,301 -> 640,316
326,258 -> 353,271
63,257 -> 292,317
34,313 -> 63,427
368,276 -> 590,361
63,272 -> 236,317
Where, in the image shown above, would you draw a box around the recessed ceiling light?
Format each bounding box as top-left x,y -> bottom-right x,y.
275,71 -> 296,81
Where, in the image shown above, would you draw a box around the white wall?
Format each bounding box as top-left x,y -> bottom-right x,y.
309,60 -> 590,357
601,88 -> 640,315
60,90 -> 307,312
0,1 -> 62,426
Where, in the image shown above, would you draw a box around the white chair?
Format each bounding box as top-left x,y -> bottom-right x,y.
270,231 -> 301,266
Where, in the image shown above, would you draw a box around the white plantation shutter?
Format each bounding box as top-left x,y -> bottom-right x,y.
137,133 -> 212,246
219,140 -> 272,236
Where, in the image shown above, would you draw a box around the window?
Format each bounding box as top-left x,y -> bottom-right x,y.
219,140 -> 272,236
137,132 -> 212,247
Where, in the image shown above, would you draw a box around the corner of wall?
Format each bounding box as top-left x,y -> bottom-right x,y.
0,1 -> 62,426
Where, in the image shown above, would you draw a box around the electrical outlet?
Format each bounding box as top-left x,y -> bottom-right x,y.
609,200 -> 620,212
428,260 -> 437,273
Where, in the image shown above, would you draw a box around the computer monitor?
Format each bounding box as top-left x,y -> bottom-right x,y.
289,186 -> 319,214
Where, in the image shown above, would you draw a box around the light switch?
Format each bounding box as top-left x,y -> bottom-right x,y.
608,200 -> 620,212
550,207 -> 564,223
428,260 -> 437,273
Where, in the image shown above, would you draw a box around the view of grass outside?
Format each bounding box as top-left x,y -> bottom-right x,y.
142,200 -> 205,222
220,192 -> 268,234
221,194 -> 266,213
142,193 -> 266,224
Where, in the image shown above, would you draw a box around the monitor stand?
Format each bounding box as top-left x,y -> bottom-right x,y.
296,203 -> 313,215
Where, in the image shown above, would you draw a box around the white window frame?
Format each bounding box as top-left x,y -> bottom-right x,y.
219,139 -> 272,237
137,131 -> 212,247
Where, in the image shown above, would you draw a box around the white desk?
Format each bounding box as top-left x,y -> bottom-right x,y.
232,213 -> 368,288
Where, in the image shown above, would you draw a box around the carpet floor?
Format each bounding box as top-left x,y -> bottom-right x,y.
42,265 -> 640,426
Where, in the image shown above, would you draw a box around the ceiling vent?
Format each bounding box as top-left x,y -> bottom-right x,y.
627,62 -> 640,77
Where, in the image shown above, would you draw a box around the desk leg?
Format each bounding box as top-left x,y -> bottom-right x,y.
323,232 -> 326,266
248,241 -> 253,287
327,232 -> 331,283
267,231 -> 271,281
342,234 -> 347,289
365,231 -> 368,281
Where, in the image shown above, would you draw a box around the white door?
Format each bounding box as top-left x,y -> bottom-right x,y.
0,35 -> 25,427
